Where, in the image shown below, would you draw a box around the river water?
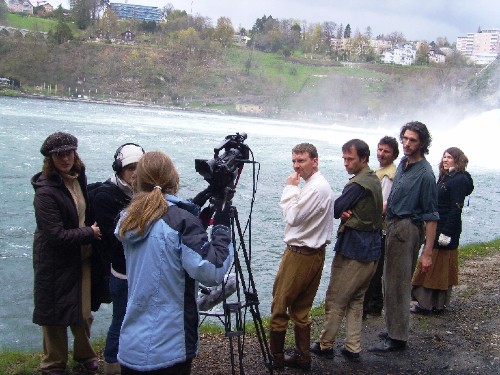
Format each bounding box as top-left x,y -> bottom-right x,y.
0,96 -> 498,351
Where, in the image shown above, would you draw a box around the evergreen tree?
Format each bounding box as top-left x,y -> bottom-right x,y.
344,23 -> 351,38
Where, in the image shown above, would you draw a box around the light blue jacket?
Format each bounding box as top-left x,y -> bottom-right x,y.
115,195 -> 233,371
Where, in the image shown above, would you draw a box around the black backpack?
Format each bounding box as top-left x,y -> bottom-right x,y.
87,181 -> 113,311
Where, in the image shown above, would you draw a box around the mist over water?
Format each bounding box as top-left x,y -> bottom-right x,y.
0,96 -> 498,351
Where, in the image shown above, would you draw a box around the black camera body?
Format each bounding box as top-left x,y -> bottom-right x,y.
195,133 -> 249,199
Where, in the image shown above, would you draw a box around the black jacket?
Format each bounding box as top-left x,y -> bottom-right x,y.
31,168 -> 94,326
435,170 -> 474,250
92,179 -> 131,275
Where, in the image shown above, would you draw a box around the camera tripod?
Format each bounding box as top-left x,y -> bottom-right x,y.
200,205 -> 274,375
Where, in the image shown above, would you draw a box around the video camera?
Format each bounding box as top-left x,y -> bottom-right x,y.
195,133 -> 250,201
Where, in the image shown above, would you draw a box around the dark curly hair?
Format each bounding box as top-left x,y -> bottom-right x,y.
400,121 -> 432,155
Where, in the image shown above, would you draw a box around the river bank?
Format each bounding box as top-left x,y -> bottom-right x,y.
192,249 -> 500,374
2,241 -> 498,374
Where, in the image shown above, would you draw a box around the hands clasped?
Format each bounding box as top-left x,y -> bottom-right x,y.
91,222 -> 101,240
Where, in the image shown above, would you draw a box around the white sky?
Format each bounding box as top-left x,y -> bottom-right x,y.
51,0 -> 499,42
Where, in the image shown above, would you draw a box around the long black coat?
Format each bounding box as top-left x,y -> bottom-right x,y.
31,168 -> 94,326
434,170 -> 474,250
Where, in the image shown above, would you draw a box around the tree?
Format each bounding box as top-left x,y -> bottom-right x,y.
322,21 -> 337,55
100,7 -> 118,37
49,18 -> 74,44
72,0 -> 92,29
0,0 -> 8,22
364,26 -> 372,39
387,31 -> 405,45
213,17 -> 234,47
343,23 -> 351,38
139,21 -> 158,33
416,43 -> 430,65
351,30 -> 372,61
337,24 -> 343,39
436,36 -> 450,47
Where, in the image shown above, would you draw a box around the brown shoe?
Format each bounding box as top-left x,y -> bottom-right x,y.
269,330 -> 286,370
284,325 -> 311,370
83,359 -> 99,373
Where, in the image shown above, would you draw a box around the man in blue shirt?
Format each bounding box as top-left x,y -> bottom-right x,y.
370,121 -> 439,353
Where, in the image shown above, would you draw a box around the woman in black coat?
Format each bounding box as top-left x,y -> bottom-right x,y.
411,147 -> 474,314
32,132 -> 102,375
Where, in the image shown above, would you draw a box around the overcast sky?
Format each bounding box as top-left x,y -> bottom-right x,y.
53,0 -> 499,42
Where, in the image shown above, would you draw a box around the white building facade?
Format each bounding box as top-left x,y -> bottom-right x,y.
382,43 -> 417,65
456,29 -> 500,65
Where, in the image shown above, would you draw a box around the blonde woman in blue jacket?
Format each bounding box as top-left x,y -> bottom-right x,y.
115,151 -> 233,374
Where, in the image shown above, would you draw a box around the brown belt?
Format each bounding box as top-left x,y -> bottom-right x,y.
287,244 -> 326,255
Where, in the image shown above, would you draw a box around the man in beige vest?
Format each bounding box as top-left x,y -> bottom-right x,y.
363,136 -> 399,318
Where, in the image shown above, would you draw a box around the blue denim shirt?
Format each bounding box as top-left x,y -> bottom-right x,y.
386,156 -> 439,226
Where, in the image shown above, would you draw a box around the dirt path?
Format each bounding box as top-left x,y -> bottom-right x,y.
192,252 -> 500,374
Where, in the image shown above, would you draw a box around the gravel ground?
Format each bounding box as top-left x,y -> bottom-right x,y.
192,252 -> 500,375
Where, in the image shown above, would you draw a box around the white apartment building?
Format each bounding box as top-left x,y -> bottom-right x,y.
456,29 -> 500,65
382,43 -> 417,65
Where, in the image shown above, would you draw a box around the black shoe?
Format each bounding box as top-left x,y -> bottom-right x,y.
378,331 -> 388,339
368,337 -> 407,352
364,311 -> 382,319
410,304 -> 432,315
340,348 -> 360,362
310,341 -> 334,359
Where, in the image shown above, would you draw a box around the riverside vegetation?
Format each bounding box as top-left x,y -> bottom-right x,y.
1,238 -> 498,374
1,10 -> 499,123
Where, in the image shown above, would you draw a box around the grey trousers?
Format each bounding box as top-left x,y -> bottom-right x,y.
383,218 -> 424,342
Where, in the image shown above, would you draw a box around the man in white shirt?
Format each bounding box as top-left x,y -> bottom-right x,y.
268,143 -> 334,371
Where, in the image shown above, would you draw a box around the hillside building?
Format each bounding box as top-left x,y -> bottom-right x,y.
428,49 -> 446,64
382,42 -> 417,65
7,0 -> 34,14
109,3 -> 162,22
456,29 -> 500,65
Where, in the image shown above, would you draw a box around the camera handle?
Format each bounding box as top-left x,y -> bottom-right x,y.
200,205 -> 274,374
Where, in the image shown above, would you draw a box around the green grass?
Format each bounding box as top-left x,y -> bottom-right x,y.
5,13 -> 58,33
457,237 -> 500,265
1,238 -> 498,373
4,13 -> 79,35
226,47 -> 331,93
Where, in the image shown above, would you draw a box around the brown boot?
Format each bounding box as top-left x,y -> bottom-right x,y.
269,330 -> 287,370
284,325 -> 311,370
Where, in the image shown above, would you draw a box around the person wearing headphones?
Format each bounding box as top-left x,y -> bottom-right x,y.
92,143 -> 145,375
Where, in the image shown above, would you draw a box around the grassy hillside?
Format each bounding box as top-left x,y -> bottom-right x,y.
3,13 -> 80,34
1,13 -> 497,121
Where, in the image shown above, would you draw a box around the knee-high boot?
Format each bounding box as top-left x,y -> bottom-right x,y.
269,330 -> 286,370
284,325 -> 311,370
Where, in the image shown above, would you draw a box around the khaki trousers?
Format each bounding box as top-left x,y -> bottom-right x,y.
383,218 -> 424,342
270,247 -> 325,331
40,258 -> 97,371
319,252 -> 377,353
